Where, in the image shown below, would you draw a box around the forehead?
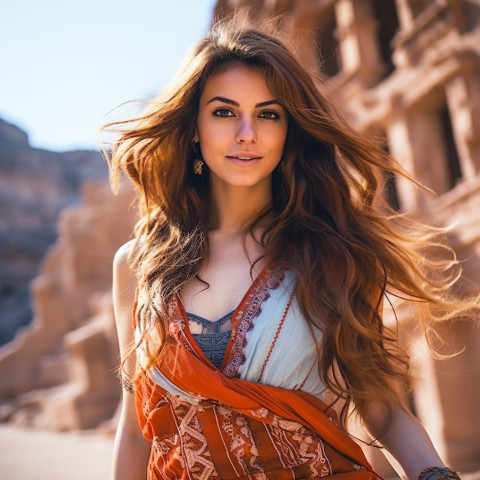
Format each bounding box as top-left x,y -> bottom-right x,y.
200,63 -> 274,101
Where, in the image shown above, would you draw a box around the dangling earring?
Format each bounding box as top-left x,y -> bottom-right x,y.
193,158 -> 204,175
192,142 -> 204,175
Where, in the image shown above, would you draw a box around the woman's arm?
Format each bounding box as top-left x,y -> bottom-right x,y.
111,242 -> 151,480
358,292 -> 450,479
361,401 -> 448,480
328,348 -> 451,478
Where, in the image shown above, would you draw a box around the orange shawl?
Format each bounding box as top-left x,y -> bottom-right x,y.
134,268 -> 382,479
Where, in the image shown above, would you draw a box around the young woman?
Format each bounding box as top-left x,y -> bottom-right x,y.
106,23 -> 470,480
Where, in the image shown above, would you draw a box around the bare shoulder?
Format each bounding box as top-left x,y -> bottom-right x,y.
114,239 -> 136,280
114,239 -> 136,271
113,239 -> 138,316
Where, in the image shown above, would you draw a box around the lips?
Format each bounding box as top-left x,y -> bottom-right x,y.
226,153 -> 262,161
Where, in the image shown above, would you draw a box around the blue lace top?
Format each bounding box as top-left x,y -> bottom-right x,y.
188,311 -> 234,369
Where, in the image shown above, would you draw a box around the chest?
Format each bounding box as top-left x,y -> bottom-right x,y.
180,255 -> 264,323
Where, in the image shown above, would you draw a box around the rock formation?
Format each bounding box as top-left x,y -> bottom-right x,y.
0,117 -> 136,429
0,119 -> 107,345
0,179 -> 136,429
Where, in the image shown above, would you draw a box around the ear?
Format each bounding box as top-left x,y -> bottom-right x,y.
193,128 -> 199,143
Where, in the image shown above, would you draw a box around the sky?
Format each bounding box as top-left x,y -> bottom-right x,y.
0,0 -> 218,151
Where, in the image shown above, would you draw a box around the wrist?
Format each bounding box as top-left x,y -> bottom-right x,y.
418,467 -> 461,480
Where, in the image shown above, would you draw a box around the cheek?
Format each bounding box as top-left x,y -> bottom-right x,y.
198,130 -> 221,155
270,128 -> 288,152
198,118 -> 223,146
265,120 -> 288,145
198,130 -> 225,165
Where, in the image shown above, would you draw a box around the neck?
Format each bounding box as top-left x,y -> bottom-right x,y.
208,183 -> 272,237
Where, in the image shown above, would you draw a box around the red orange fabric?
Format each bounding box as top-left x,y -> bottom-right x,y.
133,267 -> 383,479
135,340 -> 382,479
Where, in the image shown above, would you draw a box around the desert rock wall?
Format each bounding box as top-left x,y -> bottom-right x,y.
0,179 -> 136,429
0,119 -> 107,345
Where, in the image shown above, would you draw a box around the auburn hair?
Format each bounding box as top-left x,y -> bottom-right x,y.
104,21 -> 477,431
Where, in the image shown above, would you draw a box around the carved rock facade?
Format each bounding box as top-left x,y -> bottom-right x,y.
216,0 -> 480,474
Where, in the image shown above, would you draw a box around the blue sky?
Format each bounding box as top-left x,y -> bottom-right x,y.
0,0 -> 217,151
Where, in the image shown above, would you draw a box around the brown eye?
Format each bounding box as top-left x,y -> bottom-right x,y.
213,108 -> 234,117
259,110 -> 280,120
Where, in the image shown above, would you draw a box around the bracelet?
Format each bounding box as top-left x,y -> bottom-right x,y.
418,467 -> 461,480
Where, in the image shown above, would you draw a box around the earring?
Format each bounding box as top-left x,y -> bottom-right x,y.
192,142 -> 204,175
193,158 -> 204,175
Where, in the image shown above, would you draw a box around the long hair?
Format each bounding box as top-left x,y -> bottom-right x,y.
104,21 -> 477,431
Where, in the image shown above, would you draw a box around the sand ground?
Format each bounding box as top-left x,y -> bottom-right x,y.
0,424 -> 114,480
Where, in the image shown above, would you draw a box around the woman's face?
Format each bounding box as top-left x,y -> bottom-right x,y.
195,63 -> 288,192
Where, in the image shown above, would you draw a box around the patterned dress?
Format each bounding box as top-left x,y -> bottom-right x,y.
133,265 -> 381,480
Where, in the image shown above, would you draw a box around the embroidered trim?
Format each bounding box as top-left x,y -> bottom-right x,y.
297,361 -> 317,391
223,267 -> 285,378
187,311 -> 234,333
168,300 -> 197,354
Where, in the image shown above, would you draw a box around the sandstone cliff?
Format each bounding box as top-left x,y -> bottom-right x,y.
0,118 -> 137,430
0,118 -> 107,345
0,175 -> 136,429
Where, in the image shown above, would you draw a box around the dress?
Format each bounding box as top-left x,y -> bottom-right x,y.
133,265 -> 382,479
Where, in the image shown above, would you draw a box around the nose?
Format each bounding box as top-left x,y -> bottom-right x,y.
235,118 -> 257,144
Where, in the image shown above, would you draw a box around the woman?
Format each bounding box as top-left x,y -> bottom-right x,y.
106,23 -> 469,480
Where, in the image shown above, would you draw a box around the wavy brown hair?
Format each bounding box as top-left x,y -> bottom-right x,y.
104,21 -> 477,431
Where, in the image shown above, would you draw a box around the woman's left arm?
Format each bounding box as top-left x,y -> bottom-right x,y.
362,402 -> 449,480
360,292 -> 455,479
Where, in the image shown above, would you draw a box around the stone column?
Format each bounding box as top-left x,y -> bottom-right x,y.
391,0 -> 416,69
395,103 -> 453,199
445,71 -> 480,180
288,1 -> 336,74
386,109 -> 421,210
335,0 -> 384,86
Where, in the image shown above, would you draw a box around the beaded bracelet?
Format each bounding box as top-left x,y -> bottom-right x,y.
418,467 -> 461,480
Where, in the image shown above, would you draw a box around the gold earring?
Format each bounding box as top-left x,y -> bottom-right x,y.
193,158 -> 204,175
192,142 -> 204,175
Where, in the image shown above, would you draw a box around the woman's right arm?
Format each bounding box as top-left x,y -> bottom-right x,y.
111,241 -> 151,480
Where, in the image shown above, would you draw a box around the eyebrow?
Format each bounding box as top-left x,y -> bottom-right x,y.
206,96 -> 281,108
